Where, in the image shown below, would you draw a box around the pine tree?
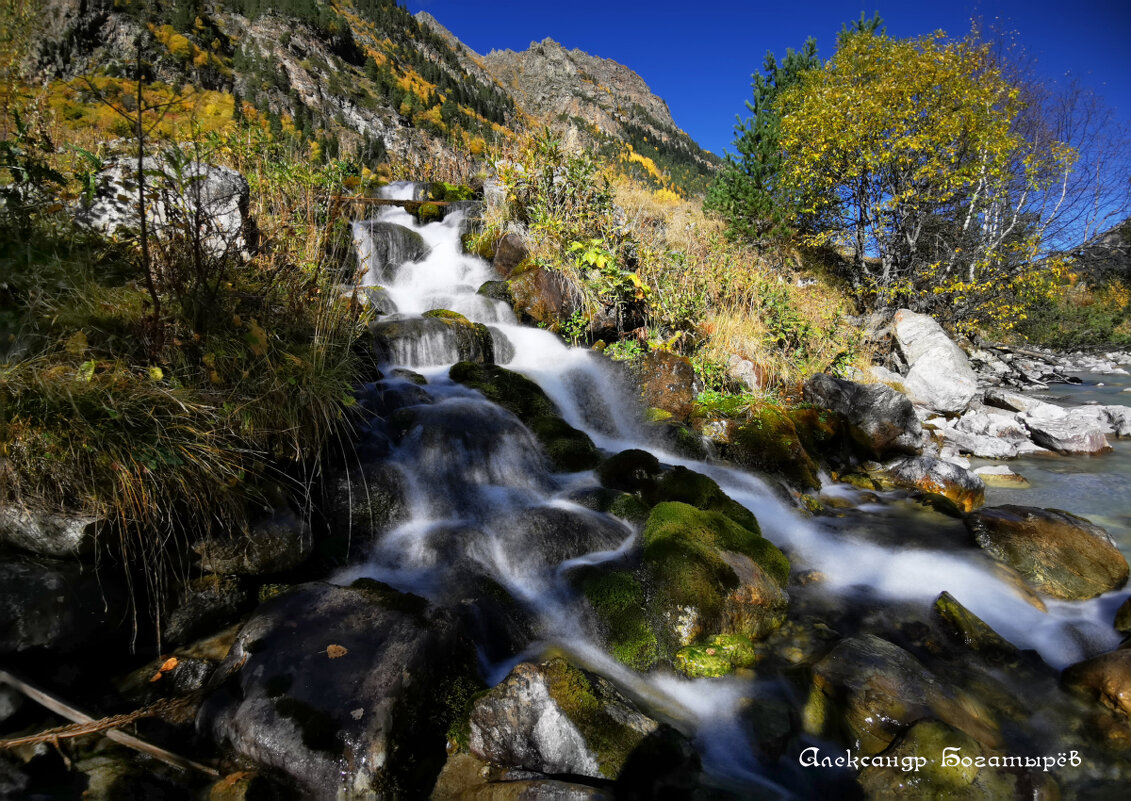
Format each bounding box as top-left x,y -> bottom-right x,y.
704,38 -> 820,240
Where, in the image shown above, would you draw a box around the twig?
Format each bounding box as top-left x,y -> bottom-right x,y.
0,669 -> 219,777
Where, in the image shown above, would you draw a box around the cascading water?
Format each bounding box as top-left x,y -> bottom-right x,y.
339,181 -> 1126,795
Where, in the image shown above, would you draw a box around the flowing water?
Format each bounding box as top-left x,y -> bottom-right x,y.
337,183 -> 1130,794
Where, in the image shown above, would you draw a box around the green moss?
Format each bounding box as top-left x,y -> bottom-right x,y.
476,280 -> 512,305
428,181 -> 475,202
443,675 -> 490,751
932,591 -> 1017,659
273,697 -> 342,755
729,404 -> 820,490
649,466 -> 760,534
542,658 -> 648,778
675,634 -> 758,678
583,571 -> 659,671
415,202 -> 443,223
530,415 -> 601,472
462,231 -> 497,261
606,493 -> 651,527
788,407 -> 843,457
257,583 -> 291,603
644,407 -> 673,422
449,362 -> 558,420
422,309 -> 467,321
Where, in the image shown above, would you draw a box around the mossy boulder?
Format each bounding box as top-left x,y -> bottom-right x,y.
450,362 -> 600,472
582,571 -> 659,671
566,487 -> 651,528
788,406 -> 845,458
476,279 -> 513,305
878,456 -> 985,514
674,634 -> 758,678
726,404 -> 820,490
629,351 -> 698,422
932,591 -> 1018,661
642,502 -> 789,649
646,466 -> 760,533
803,373 -> 924,460
858,719 -> 1048,800
508,262 -> 574,326
492,232 -> 528,279
469,658 -> 695,784
1062,648 -> 1131,719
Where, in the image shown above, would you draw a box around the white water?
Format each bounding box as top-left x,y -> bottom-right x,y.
338,182 -> 1122,792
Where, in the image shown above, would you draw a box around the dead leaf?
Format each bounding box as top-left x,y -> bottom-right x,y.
159,657 -> 179,673
326,644 -> 348,659
148,671 -> 164,683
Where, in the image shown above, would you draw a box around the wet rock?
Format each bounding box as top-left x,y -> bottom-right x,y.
1115,597 -> 1131,635
806,634 -> 1000,755
205,771 -> 284,801
965,505 -> 1129,600
597,448 -> 662,494
972,465 -> 1031,489
0,504 -> 104,559
491,232 -> 528,278
932,592 -> 1018,660
630,351 -> 698,422
581,570 -> 659,671
164,574 -> 248,648
0,556 -> 121,654
476,279 -> 513,305
0,685 -> 22,725
857,719 -> 1046,801
194,513 -> 311,576
371,313 -> 494,366
200,581 -> 477,799
892,309 -> 978,414
642,501 -> 789,649
1062,649 -> 1131,719
490,505 -> 630,570
322,462 -> 409,552
509,263 -> 574,326
803,373 -> 923,459
353,220 -> 427,282
450,362 -> 599,472
431,752 -> 614,800
0,752 -> 29,798
469,658 -> 694,785
358,285 -> 397,315
74,753 -> 187,801
726,405 -> 820,490
880,456 -> 986,513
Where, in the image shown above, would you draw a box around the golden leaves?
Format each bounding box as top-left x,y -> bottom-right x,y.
325,644 -> 348,659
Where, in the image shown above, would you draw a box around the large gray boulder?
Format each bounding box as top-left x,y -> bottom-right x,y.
0,504 -> 103,558
1020,407 -> 1111,455
352,221 -> 427,284
803,373 -> 923,459
77,156 -> 252,258
892,309 -> 978,414
880,455 -> 985,513
199,580 -> 478,799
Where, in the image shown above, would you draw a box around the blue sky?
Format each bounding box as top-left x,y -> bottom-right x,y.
405,0 -> 1131,157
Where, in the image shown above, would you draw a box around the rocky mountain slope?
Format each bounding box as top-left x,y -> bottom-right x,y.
17,0 -> 717,193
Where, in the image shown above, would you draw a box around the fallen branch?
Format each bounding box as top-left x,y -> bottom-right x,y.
0,669 -> 218,777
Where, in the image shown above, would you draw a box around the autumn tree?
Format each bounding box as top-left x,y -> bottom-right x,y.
777,30 -> 1077,329
704,38 -> 819,240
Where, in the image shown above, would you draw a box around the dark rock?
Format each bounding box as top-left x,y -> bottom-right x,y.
596,449 -> 661,494
194,513 -> 311,576
0,556 -> 121,654
164,574 -> 248,648
0,685 -> 22,726
879,456 -> 985,513
0,752 -> 29,798
432,751 -> 614,800
1062,649 -> 1131,719
200,581 -> 477,799
807,634 -> 1001,755
630,351 -> 697,422
726,405 -> 820,490
647,466 -> 760,533
932,591 -> 1018,660
353,220 -> 427,283
358,285 -> 397,315
476,279 -> 513,305
1116,597 -> 1131,635
370,313 -> 494,366
322,462 -> 409,554
803,373 -> 923,459
0,504 -> 104,559
74,753 -> 188,801
492,232 -> 528,278
965,506 -> 1129,600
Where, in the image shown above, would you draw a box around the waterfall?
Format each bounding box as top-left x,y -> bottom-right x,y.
338,183 -> 1122,793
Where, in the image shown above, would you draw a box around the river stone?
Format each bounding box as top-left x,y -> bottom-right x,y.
432,752 -> 613,800
1116,597 -> 1131,634
353,221 -> 426,283
194,513 -> 311,575
509,263 -> 573,326
983,388 -> 1049,414
932,591 -> 1018,660
371,313 -> 494,366
632,350 -> 698,422
806,634 -> 1000,755
469,658 -> 661,780
892,309 -> 978,414
0,556 -> 122,654
965,506 -> 1129,600
164,574 -> 249,648
881,456 -> 985,513
0,504 -> 103,558
972,465 -> 1031,489
727,406 -> 820,490
857,719 -> 1042,801
200,580 -> 477,799
323,462 -> 409,551
803,373 -> 923,459
1022,414 -> 1110,455
1062,649 -> 1131,719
